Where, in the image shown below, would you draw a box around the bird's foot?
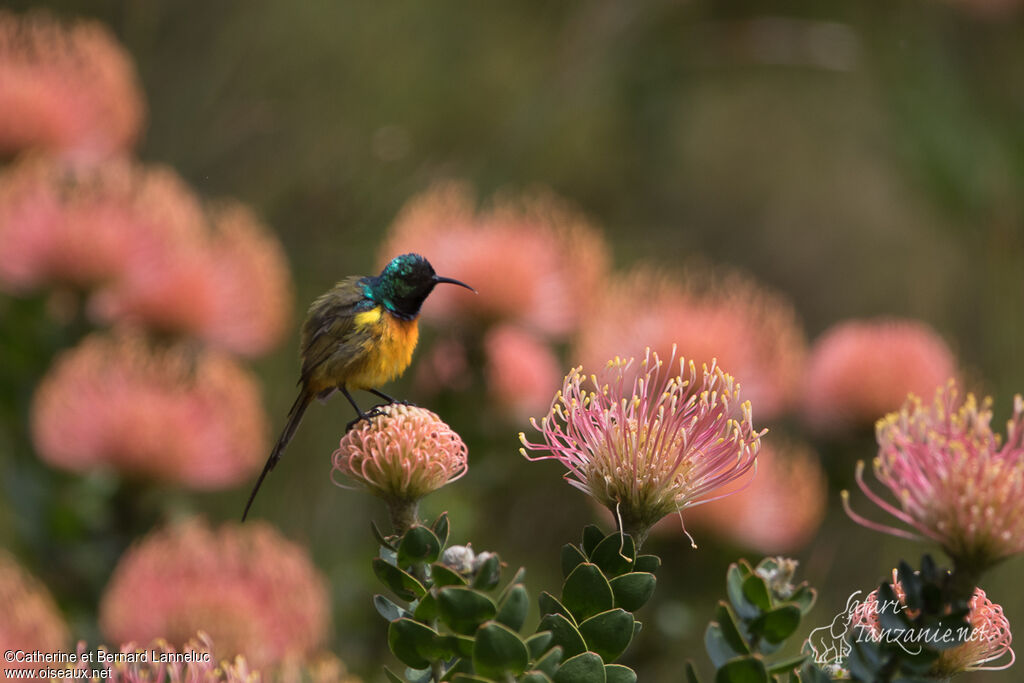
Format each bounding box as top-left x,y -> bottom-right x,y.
345,406 -> 385,432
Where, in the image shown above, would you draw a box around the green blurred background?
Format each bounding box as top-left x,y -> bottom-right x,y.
2,0 -> 1023,680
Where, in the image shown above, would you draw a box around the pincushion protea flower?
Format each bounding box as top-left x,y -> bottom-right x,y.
575,268 -> 806,420
332,404 -> 468,533
852,572 -> 1014,675
99,520 -> 330,669
0,551 -> 68,675
484,324 -> 561,420
0,11 -> 144,162
844,382 -> 1024,576
802,318 -> 957,433
32,333 -> 267,489
378,181 -> 610,338
520,349 -> 763,546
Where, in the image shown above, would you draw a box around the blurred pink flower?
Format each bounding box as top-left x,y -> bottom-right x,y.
575,268 -> 806,421
484,324 -> 561,421
853,572 -> 1014,674
0,11 -> 144,162
844,383 -> 1024,573
379,181 -> 610,338
0,155 -> 204,293
92,201 -> 294,356
412,335 -> 471,398
32,333 -> 268,489
684,441 -> 827,553
802,318 -> 957,433
332,404 -> 468,504
0,551 -> 69,676
99,520 -> 330,669
521,349 -> 763,545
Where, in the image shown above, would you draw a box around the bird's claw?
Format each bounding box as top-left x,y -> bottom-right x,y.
345,406 -> 386,432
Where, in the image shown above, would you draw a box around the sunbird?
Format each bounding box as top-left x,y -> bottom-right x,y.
242,253 -> 474,520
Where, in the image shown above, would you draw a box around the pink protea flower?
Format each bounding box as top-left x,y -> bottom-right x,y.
0,11 -> 144,162
0,551 -> 69,676
31,333 -> 268,489
802,318 -> 957,433
686,441 -> 827,554
575,268 -> 806,420
852,572 -> 1014,674
520,348 -> 763,546
332,404 -> 468,532
844,382 -> 1024,574
92,202 -> 294,356
378,181 -> 610,338
0,155 -> 205,293
99,520 -> 330,669
484,324 -> 562,421
412,335 -> 471,398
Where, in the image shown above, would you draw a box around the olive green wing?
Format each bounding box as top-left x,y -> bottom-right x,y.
298,277 -> 375,390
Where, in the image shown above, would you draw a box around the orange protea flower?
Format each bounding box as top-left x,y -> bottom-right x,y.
378,182 -> 610,338
0,11 -> 144,161
92,202 -> 293,356
802,318 -> 957,433
484,324 -> 562,421
31,333 -> 267,489
575,268 -> 806,421
99,520 -> 330,669
0,551 -> 69,676
844,383 -> 1024,574
852,572 -> 1014,675
685,441 -> 827,553
521,349 -> 763,546
0,155 -> 204,293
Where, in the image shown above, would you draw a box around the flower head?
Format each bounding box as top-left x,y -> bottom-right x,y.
576,268 -> 806,420
852,573 -> 1014,674
379,181 -> 610,338
0,551 -> 68,676
332,404 -> 468,504
99,520 -> 330,669
520,349 -> 763,545
803,318 -> 957,433
485,324 -> 562,421
32,333 -> 268,489
686,440 -> 827,553
0,155 -> 204,293
844,383 -> 1024,573
0,10 -> 144,162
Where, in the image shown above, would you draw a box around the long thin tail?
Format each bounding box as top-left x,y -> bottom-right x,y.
242,389 -> 313,521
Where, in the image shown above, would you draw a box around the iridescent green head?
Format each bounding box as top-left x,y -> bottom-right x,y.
363,253 -> 474,320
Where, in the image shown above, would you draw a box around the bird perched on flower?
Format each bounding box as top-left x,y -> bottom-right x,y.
242,253 -> 473,520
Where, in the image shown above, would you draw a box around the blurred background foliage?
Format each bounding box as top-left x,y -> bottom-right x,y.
1,0 -> 1023,681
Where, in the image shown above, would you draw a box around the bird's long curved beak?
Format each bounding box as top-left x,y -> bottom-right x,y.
433,275 -> 476,293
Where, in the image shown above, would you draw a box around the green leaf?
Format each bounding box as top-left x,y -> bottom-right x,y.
387,618 -> 441,669
555,652 -> 606,683
609,572 -> 656,612
374,594 -> 407,622
442,634 -> 475,659
405,667 -> 432,683
539,591 -> 573,621
604,664 -> 637,683
713,602 -> 751,656
685,661 -> 702,683
508,566 -> 527,586
398,525 -> 442,566
561,544 -> 588,578
705,623 -> 743,668
432,511 -> 450,547
473,621 -> 529,678
562,563 -> 614,621
472,553 -> 502,590
582,525 -> 605,556
431,563 -> 468,587
413,592 -> 438,621
533,645 -> 563,676
450,675 -> 493,683
589,533 -> 636,578
750,605 -> 801,644
374,558 -> 427,601
437,586 -> 498,635
742,575 -> 772,612
766,653 -> 807,675
526,631 -> 553,659
727,564 -> 759,620
383,667 -> 405,683
578,609 -> 634,663
520,673 -> 554,683
372,520 -> 396,550
634,554 -> 661,574
788,586 -> 816,615
714,656 -> 768,683
538,613 -> 586,659
496,583 -> 529,631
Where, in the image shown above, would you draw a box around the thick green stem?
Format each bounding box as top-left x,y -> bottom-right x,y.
387,498 -> 419,536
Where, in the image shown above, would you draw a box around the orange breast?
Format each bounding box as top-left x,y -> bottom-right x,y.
347,312 -> 419,390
